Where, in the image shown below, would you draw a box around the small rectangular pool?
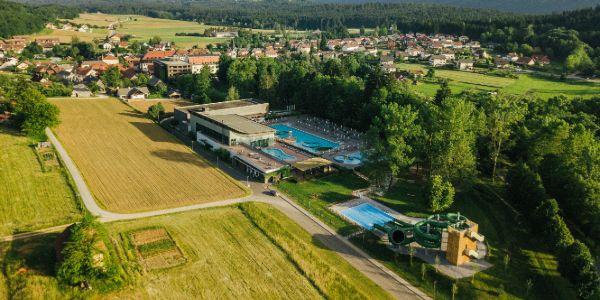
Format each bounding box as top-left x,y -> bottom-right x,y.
341,203 -> 395,230
271,124 -> 339,153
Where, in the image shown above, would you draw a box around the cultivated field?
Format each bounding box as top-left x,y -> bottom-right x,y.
395,62 -> 600,98
49,98 -> 247,213
128,99 -> 195,113
0,127 -> 81,236
71,13 -> 230,49
0,204 -> 390,299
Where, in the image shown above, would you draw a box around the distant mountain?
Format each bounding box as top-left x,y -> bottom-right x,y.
315,0 -> 600,14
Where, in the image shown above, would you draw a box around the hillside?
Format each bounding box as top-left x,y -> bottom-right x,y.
0,0 -> 79,38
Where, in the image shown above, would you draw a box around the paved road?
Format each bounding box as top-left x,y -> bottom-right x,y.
44,128 -> 429,300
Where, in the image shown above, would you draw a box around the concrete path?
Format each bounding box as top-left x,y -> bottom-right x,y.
44,128 -> 429,300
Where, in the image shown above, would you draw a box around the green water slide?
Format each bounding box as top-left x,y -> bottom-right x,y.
374,212 -> 471,248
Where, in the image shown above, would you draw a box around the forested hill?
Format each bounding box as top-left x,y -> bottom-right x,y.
0,0 -> 79,38
317,0 -> 600,14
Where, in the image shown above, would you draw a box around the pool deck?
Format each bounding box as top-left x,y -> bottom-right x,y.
329,193 -> 493,279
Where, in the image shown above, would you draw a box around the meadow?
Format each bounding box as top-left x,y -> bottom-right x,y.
49,98 -> 248,213
72,13 -> 232,49
0,127 -> 81,236
396,63 -> 600,99
0,203 -> 391,299
278,173 -> 578,300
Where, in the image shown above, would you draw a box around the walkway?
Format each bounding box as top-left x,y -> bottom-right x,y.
44,128 -> 429,300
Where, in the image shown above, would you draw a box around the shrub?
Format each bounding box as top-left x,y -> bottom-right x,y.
425,175 -> 455,212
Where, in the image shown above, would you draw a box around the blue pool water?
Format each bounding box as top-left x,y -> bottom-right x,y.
341,203 -> 395,230
262,148 -> 296,161
334,152 -> 363,165
271,124 -> 340,153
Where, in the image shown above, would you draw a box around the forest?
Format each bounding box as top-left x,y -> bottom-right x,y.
0,0 -> 79,38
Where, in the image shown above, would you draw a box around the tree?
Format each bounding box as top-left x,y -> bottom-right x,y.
428,98 -> 480,185
319,34 -> 328,50
566,45 -> 595,74
426,68 -> 435,79
227,58 -> 257,96
191,67 -> 211,103
359,26 -> 366,36
148,36 -> 162,45
558,240 -> 600,299
56,215 -> 122,290
13,87 -> 59,137
481,93 -> 526,181
425,175 -> 455,212
364,102 -> 422,190
225,85 -> 239,101
147,102 -> 165,122
506,162 -> 546,214
100,66 -> 122,89
434,80 -> 451,105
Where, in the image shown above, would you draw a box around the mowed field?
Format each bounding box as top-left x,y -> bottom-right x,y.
72,13 -> 231,49
128,99 -> 195,113
0,127 -> 81,236
49,98 -> 248,213
396,62 -> 600,99
0,203 -> 391,299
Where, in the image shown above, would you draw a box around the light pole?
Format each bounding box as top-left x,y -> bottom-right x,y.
246,176 -> 250,187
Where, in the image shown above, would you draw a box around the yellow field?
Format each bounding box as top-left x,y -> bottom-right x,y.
50,98 -> 248,213
128,99 -> 195,113
0,127 -> 81,235
25,28 -> 108,43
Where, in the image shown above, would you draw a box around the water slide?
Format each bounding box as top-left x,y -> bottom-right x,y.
373,212 -> 476,249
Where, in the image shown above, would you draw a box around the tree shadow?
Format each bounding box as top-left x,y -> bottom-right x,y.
311,233 -> 362,258
129,122 -> 177,143
150,149 -> 211,169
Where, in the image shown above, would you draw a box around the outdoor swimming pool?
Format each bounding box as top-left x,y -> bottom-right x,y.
341,203 -> 395,230
271,124 -> 340,153
262,148 -> 296,161
333,152 -> 363,165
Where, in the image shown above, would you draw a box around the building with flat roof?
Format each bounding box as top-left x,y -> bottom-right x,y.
153,59 -> 191,81
192,113 -> 275,148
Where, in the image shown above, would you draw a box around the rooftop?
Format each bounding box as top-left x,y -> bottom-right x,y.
230,144 -> 284,174
202,114 -> 275,135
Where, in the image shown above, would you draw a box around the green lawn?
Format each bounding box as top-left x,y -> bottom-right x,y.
396,63 -> 600,99
277,173 -> 368,235
0,127 -> 81,236
277,172 -> 578,299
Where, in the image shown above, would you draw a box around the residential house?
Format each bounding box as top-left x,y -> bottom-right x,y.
117,87 -> 150,100
493,57 -> 510,69
474,49 -> 489,59
188,54 -> 220,74
532,55 -> 551,66
74,67 -> 98,83
120,67 -> 138,81
516,56 -> 535,66
429,55 -> 447,67
455,59 -> 474,71
109,33 -> 124,45
71,84 -> 92,97
102,54 -> 119,65
380,55 -> 395,65
505,52 -> 519,62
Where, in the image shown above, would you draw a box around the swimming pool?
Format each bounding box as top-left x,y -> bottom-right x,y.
271,124 -> 340,153
341,203 -> 395,230
333,152 -> 363,165
262,148 -> 296,161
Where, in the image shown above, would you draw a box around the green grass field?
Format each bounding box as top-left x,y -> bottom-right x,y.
0,127 -> 81,236
278,173 -> 578,299
0,203 -> 391,299
396,63 -> 600,99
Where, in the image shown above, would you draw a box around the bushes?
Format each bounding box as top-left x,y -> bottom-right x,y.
558,241 -> 600,299
425,175 -> 455,212
56,215 -> 124,292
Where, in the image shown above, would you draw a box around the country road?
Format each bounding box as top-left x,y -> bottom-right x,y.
42,128 -> 429,300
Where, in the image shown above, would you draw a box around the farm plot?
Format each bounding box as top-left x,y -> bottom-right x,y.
49,98 -> 248,213
0,127 -> 81,236
127,227 -> 186,270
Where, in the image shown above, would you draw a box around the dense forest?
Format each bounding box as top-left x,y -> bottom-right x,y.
0,0 -> 79,38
